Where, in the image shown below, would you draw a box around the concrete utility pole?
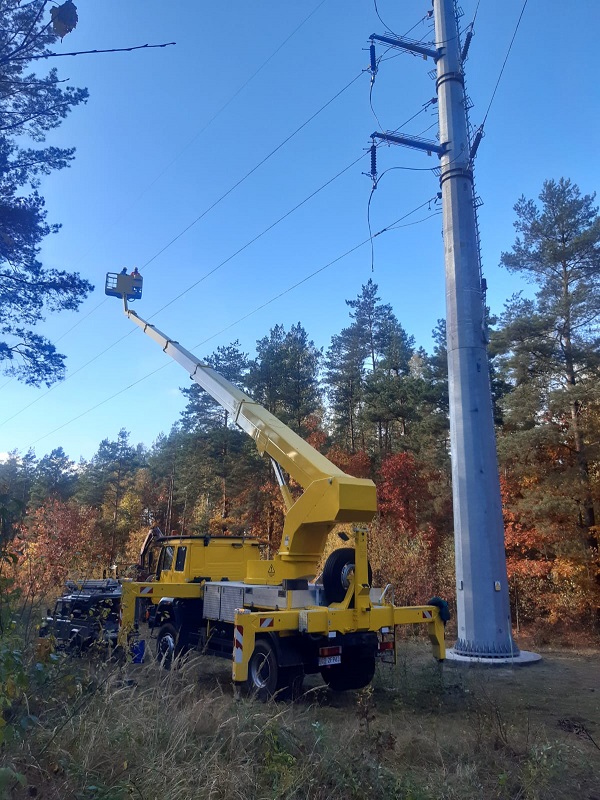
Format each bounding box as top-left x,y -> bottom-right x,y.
370,1 -> 537,661
433,0 -> 515,658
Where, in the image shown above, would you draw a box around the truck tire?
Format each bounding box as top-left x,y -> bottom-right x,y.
322,548 -> 372,605
245,639 -> 280,701
156,623 -> 178,669
321,656 -> 376,691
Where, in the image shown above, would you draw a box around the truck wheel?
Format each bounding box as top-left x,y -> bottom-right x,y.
321,656 -> 376,691
322,548 -> 372,605
246,639 -> 279,701
156,623 -> 178,669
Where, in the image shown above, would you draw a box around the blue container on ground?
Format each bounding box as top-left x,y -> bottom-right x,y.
131,638 -> 146,663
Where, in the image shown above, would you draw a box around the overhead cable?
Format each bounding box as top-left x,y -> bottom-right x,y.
141,71 -> 366,272
481,0 -> 528,127
36,67 -> 366,350
471,0 -> 529,162
26,197 -> 442,448
65,0 -> 330,274
146,153 -> 368,318
0,152 -> 367,429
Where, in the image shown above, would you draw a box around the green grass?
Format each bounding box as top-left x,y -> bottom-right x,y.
1,641 -> 598,800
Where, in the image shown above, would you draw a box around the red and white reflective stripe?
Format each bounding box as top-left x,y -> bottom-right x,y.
234,625 -> 244,663
422,610 -> 433,619
140,586 -> 153,595
260,617 -> 274,628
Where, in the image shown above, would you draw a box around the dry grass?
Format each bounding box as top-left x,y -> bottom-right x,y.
3,643 -> 600,800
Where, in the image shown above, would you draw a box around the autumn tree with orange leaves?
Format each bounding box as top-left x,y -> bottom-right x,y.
17,499 -> 105,595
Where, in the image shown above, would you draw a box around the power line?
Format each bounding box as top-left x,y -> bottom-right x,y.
373,1 -> 430,40
465,0 -> 528,165
25,65 -> 366,353
387,210 -> 442,231
197,196 -> 441,349
373,0 -> 400,37
368,10 -> 434,126
471,0 -> 482,29
140,71 -> 366,272
0,327 -> 137,429
146,153 -> 367,318
482,0 -> 529,128
366,156 -> 442,272
66,0 -> 330,274
26,197 -> 442,449
0,152 -> 367,429
389,99 -> 437,136
26,1 -> 332,350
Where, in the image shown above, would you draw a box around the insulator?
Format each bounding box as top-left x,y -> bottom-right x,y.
369,43 -> 377,75
461,29 -> 473,62
370,145 -> 377,179
470,126 -> 484,160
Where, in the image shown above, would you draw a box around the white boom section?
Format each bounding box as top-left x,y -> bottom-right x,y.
127,309 -> 348,490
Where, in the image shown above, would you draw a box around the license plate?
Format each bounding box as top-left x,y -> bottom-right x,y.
318,655 -> 341,666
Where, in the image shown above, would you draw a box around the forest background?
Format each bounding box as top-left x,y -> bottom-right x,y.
0,0 -> 599,645
4,240 -> 600,642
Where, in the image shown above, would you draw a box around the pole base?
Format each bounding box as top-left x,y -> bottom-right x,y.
445,648 -> 541,665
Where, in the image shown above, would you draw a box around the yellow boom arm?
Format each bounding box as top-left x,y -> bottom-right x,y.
106,273 -> 377,584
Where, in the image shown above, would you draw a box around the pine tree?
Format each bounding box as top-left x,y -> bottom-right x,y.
494,179 -> 600,615
29,446 -> 76,507
0,0 -> 92,385
248,323 -> 322,435
76,430 -> 142,562
345,278 -> 395,371
325,325 -> 366,452
496,178 -> 600,539
363,316 -> 416,456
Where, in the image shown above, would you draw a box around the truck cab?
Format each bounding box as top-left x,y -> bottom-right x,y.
139,534 -> 263,666
152,534 -> 261,585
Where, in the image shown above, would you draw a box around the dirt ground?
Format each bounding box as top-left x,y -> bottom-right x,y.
185,639 -> 600,797
192,639 -> 600,733
368,643 -> 600,798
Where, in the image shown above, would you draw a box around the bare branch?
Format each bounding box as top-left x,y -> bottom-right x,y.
13,41 -> 177,61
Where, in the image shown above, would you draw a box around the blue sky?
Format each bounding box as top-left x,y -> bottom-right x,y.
1,0 -> 598,463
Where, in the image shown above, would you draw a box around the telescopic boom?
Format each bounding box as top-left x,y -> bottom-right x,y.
105,272 -> 377,584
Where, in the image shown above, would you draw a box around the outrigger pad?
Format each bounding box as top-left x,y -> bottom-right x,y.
105,272 -> 143,301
